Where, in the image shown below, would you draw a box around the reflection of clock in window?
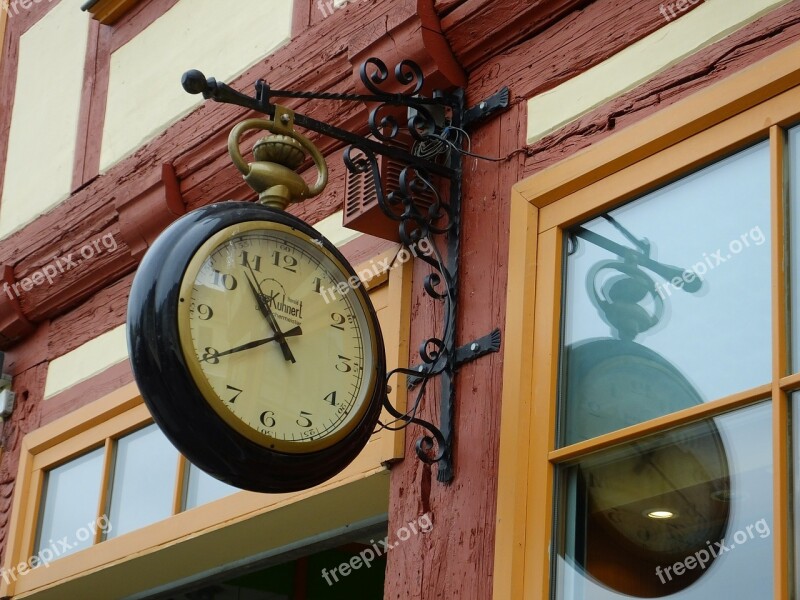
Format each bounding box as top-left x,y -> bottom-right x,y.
571,418 -> 731,596
559,222 -> 731,597
563,339 -> 705,444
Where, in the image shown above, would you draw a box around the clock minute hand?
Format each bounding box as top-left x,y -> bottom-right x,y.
206,326 -> 303,361
244,269 -> 296,363
262,299 -> 297,363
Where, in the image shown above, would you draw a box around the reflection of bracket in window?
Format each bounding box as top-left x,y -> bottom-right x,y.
80,0 -> 143,25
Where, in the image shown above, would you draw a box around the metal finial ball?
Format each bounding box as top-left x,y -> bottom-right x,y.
253,135 -> 306,169
182,70 -> 209,94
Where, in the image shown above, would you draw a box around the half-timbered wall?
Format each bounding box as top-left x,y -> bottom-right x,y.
0,0 -> 797,598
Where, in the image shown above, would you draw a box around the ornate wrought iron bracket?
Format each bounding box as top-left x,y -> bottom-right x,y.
408,328 -> 502,388
182,58 -> 508,483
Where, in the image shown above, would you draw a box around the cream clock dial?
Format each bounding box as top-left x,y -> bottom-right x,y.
178,221 -> 377,453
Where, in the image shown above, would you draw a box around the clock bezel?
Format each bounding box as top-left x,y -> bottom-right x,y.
127,201 -> 387,493
176,220 -> 379,454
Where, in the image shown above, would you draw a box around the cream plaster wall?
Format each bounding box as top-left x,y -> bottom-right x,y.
44,324 -> 129,399
43,214 -> 357,398
99,0 -> 293,171
0,1 -> 90,238
313,210 -> 362,247
526,0 -> 793,143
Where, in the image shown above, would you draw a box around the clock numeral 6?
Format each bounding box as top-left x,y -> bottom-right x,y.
296,411 -> 313,428
201,347 -> 220,364
335,355 -> 352,373
259,411 -> 276,428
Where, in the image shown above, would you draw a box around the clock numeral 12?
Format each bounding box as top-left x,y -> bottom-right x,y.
271,251 -> 298,273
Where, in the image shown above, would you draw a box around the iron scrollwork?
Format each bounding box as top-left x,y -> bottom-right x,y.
182,57 -> 507,483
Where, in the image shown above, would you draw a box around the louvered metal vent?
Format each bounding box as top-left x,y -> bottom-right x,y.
343,138 -> 436,242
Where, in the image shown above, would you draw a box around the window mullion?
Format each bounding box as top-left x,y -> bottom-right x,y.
771,124 -> 791,600
95,437 -> 114,545
773,388 -> 791,600
528,226 -> 561,600
173,455 -> 188,516
549,384 -> 771,464
772,124 -> 790,382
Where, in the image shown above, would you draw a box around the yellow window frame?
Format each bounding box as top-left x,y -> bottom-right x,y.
494,39 -> 800,600
1,248 -> 411,600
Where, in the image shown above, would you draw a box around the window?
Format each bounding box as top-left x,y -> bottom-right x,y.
32,423 -> 232,557
183,463 -> 238,510
2,250 -> 410,599
35,447 -> 105,559
560,142 -> 771,446
556,404 -> 772,598
105,424 -> 180,538
553,139 -> 777,597
495,41 -> 800,600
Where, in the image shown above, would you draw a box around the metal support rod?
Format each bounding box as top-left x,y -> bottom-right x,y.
182,70 -> 456,179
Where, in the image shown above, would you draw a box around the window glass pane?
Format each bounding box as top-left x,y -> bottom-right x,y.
561,142 -> 771,445
554,402 -> 772,599
789,125 -> 800,372
183,463 -> 238,510
36,447 -> 104,559
106,424 -> 178,538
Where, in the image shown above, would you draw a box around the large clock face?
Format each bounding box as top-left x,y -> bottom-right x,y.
128,202 -> 386,492
177,221 -> 378,454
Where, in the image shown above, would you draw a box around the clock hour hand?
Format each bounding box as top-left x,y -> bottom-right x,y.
204,326 -> 302,361
244,268 -> 296,363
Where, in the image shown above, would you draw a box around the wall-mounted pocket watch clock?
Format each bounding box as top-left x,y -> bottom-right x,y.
127,111 -> 387,493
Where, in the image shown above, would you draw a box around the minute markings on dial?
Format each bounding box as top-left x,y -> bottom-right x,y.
185,229 -> 372,447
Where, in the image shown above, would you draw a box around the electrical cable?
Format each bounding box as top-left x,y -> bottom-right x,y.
411,125 -> 528,163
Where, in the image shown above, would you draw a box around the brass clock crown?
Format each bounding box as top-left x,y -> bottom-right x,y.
228,107 -> 328,211
252,135 -> 306,169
